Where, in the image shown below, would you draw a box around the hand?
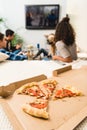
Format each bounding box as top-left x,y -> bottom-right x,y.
52,55 -> 58,60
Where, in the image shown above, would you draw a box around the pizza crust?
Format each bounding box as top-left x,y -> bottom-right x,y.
41,79 -> 58,86
53,85 -> 83,100
15,82 -> 39,94
65,86 -> 83,96
22,103 -> 49,119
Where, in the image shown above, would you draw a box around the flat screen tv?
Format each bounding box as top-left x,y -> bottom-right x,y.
25,4 -> 60,29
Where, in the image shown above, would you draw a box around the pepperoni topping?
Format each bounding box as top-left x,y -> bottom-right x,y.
55,88 -> 76,98
22,86 -> 45,98
30,102 -> 48,109
63,89 -> 76,97
43,83 -> 56,94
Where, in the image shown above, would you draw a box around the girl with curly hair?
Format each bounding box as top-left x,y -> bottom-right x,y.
53,15 -> 77,62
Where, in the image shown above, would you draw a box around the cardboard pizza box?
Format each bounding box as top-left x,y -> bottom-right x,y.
0,74 -> 47,98
1,66 -> 87,130
53,65 -> 72,76
52,65 -> 87,130
0,98 -> 24,130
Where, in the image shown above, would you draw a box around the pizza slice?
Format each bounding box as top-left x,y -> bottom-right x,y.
22,99 -> 49,119
40,79 -> 58,99
16,82 -> 45,98
53,86 -> 83,99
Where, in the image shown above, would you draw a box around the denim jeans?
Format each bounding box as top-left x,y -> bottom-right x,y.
33,48 -> 52,59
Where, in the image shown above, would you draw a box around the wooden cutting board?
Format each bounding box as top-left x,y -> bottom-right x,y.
4,66 -> 87,130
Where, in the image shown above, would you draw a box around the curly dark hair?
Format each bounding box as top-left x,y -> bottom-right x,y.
54,16 -> 76,46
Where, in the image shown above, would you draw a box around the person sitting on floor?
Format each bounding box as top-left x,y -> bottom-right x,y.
33,16 -> 77,63
4,29 -> 15,51
33,33 -> 56,60
0,32 -> 28,60
52,15 -> 77,63
4,29 -> 24,54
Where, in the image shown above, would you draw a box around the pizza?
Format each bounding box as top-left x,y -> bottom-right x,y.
16,79 -> 58,99
53,86 -> 83,99
40,79 -> 58,99
16,79 -> 83,120
16,82 -> 45,98
22,99 -> 49,119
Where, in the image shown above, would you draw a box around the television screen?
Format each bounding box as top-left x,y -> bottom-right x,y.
25,4 -> 60,29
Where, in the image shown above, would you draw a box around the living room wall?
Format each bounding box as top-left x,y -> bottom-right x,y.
67,0 -> 87,52
0,0 -> 66,49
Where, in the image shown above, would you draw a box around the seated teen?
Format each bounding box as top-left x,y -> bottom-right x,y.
33,34 -> 56,60
4,29 -> 15,51
52,15 -> 77,63
5,29 -> 25,55
0,33 -> 6,49
0,32 -> 28,60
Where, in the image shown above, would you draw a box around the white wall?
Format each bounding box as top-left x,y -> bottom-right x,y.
0,0 -> 66,49
66,0 -> 87,52
1,0 -> 87,52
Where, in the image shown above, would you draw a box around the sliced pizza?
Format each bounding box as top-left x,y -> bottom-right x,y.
53,86 -> 83,99
22,99 -> 49,119
16,82 -> 45,98
40,79 -> 58,99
